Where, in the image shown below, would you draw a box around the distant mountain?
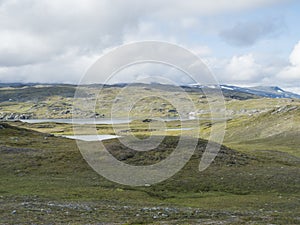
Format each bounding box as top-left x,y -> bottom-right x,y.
1,82 -> 299,99
0,83 -> 37,88
187,83 -> 300,99
220,85 -> 300,99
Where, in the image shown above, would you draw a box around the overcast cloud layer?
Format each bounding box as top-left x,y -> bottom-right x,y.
0,0 -> 299,93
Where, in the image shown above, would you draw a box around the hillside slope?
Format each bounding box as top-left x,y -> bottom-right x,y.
0,123 -> 299,224
202,105 -> 300,157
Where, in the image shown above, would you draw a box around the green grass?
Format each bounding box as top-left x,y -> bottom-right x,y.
1,85 -> 300,223
0,123 -> 299,224
0,83 -> 263,119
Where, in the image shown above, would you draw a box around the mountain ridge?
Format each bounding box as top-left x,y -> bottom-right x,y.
0,82 -> 299,99
220,84 -> 300,99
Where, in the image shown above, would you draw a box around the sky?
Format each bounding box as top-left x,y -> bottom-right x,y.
0,0 -> 299,93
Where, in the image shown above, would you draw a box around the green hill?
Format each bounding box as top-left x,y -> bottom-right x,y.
221,105 -> 300,157
0,123 -> 299,224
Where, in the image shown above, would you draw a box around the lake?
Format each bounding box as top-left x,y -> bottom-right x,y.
19,117 -> 228,125
20,118 -> 132,124
63,135 -> 120,141
19,117 -> 187,124
165,128 -> 193,131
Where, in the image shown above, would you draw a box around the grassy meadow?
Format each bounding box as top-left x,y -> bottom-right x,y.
0,84 -> 299,224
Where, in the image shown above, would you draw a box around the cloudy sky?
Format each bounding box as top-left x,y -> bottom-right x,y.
0,0 -> 299,93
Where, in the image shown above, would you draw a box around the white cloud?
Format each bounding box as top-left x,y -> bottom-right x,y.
123,21 -> 177,43
277,41 -> 300,82
147,0 -> 286,17
203,42 -> 300,94
206,53 -> 286,87
289,41 -> 300,66
220,17 -> 285,47
0,0 -> 291,83
190,46 -> 212,57
0,49 -> 99,83
0,30 -> 55,67
179,18 -> 199,29
285,87 -> 300,95
224,54 -> 262,81
106,62 -> 194,85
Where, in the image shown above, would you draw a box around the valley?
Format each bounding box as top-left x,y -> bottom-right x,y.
0,83 -> 299,224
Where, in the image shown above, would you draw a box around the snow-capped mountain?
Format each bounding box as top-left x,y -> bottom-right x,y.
187,83 -> 300,99
220,85 -> 300,99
